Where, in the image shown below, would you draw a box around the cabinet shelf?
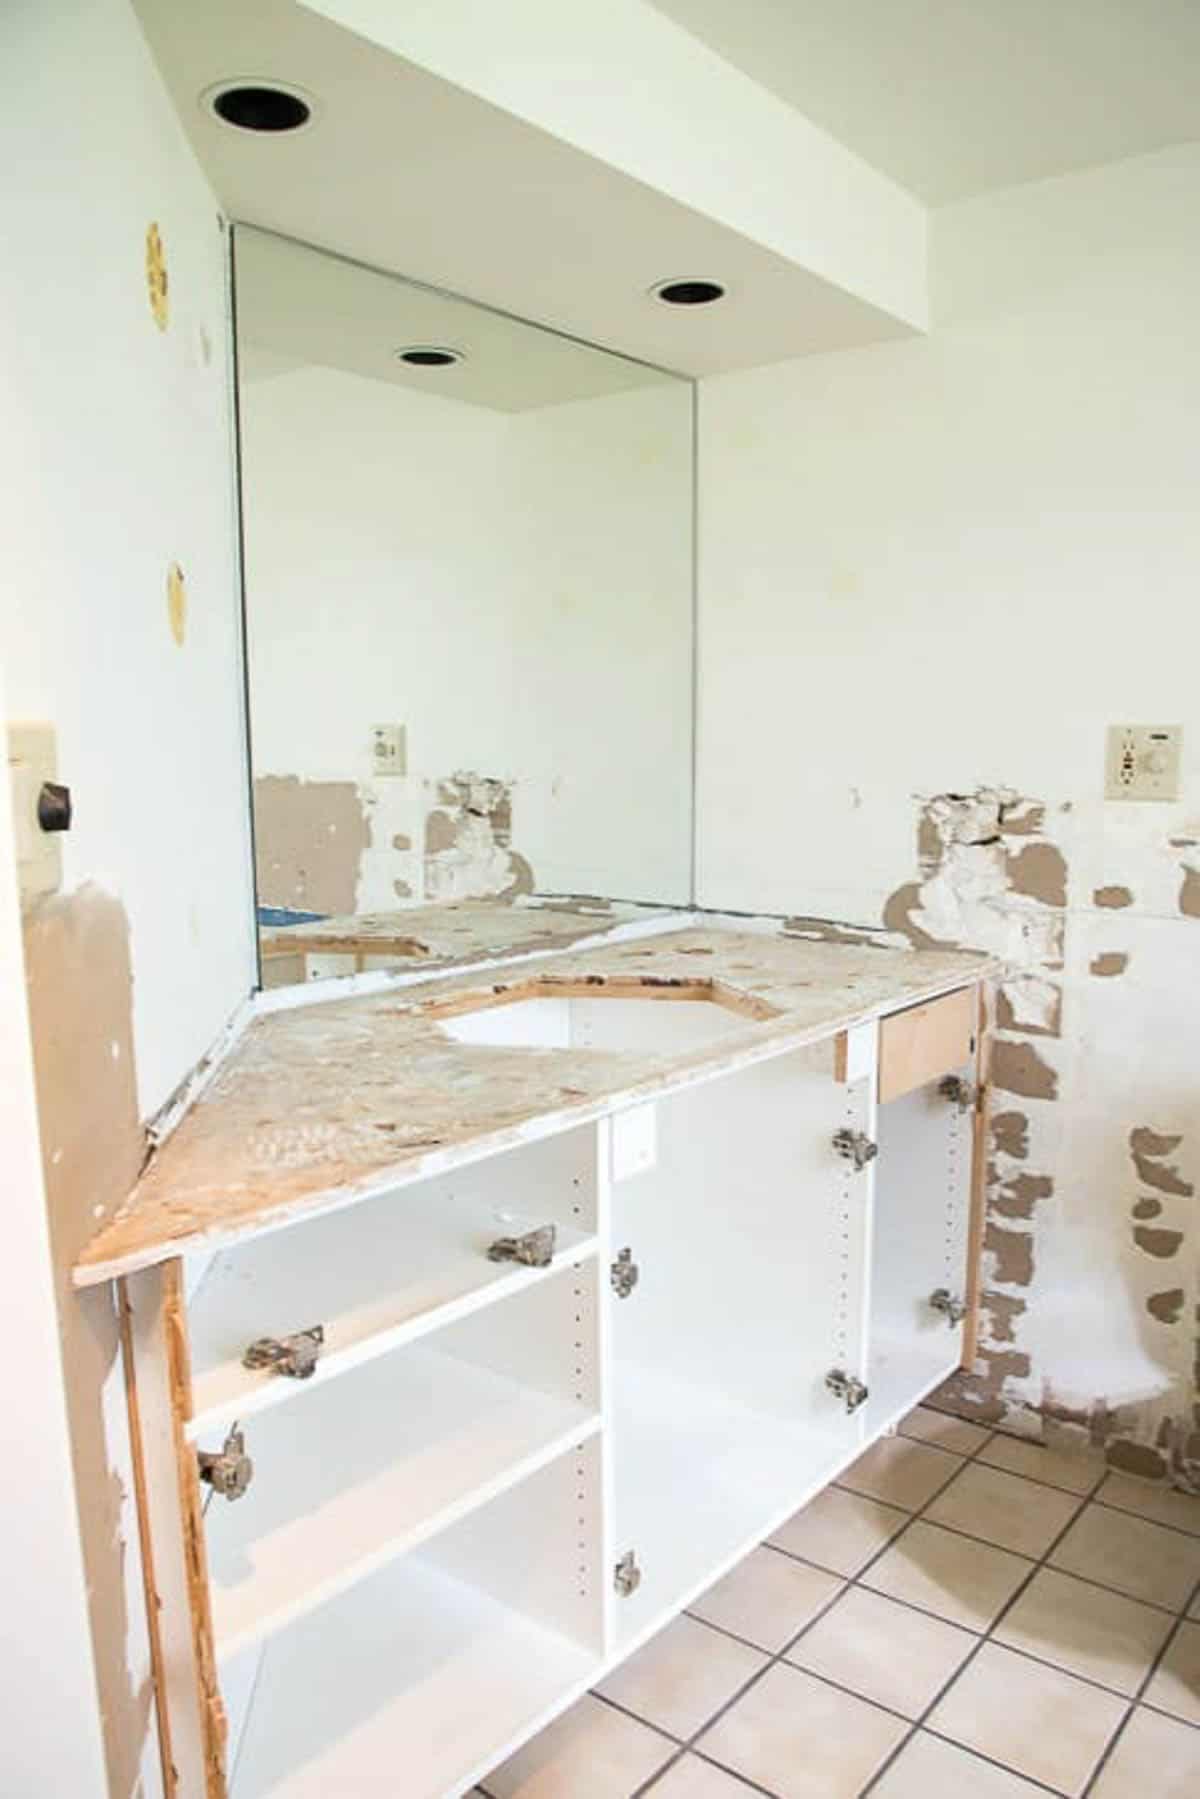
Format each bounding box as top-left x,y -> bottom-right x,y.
186,1132 -> 598,1440
206,1337 -> 600,1660
230,1550 -> 598,1798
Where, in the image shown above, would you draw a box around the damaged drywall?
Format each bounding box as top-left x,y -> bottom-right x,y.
23,887 -> 154,1797
424,771 -> 534,904
254,774 -> 372,915
890,787 -> 1200,1489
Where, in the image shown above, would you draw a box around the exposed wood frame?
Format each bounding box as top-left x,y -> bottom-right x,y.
877,986 -> 977,1105
120,1260 -> 226,1798
960,979 -> 993,1371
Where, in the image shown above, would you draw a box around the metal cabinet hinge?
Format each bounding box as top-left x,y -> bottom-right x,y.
198,1428 -> 253,1502
826,1368 -> 870,1413
833,1129 -> 878,1171
243,1325 -> 324,1381
610,1246 -> 639,1299
614,1550 -> 642,1597
487,1223 -> 557,1268
939,1075 -> 976,1113
929,1288 -> 968,1327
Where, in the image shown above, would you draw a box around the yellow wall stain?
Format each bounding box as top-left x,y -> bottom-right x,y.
145,221 -> 168,330
167,562 -> 187,646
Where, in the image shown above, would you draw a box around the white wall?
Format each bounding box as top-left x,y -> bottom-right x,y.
1,0 -> 256,1120
0,3 -> 256,1789
697,145 -> 1200,1467
243,363 -> 693,905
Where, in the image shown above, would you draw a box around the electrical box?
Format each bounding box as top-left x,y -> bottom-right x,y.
1104,725 -> 1183,802
370,724 -> 407,777
6,721 -> 62,902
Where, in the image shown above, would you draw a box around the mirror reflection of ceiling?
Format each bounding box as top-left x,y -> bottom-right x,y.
237,229 -> 674,412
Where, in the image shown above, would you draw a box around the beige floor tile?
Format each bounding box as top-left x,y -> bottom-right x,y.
872,1730 -> 1050,1797
1090,1706 -> 1200,1797
928,1642 -> 1126,1795
838,1435 -> 962,1510
861,1519 -> 1031,1631
768,1486 -> 909,1577
786,1585 -> 975,1718
1143,1620 -> 1200,1726
646,1754 -> 762,1796
688,1546 -> 842,1653
1191,1588 -> 1200,1619
979,1432 -> 1105,1495
994,1567 -> 1174,1695
925,1461 -> 1082,1557
1098,1472 -> 1200,1537
696,1661 -> 908,1799
484,1694 -> 674,1798
898,1406 -> 990,1455
595,1614 -> 766,1740
1050,1503 -> 1200,1611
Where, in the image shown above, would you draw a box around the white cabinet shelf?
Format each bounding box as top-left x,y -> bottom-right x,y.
187,1125 -> 598,1440
206,1263 -> 601,1659
230,1536 -> 598,1798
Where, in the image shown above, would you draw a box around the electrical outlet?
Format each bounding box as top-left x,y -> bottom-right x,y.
6,721 -> 62,901
1104,724 -> 1182,802
370,723 -> 406,777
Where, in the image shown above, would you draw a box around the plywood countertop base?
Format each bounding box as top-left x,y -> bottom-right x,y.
75,929 -> 994,1287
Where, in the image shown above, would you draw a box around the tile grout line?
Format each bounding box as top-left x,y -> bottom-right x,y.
1078,1569 -> 1200,1797
858,1454 -> 1133,1796
630,1421 -> 1005,1796
508,1422 -> 1196,1799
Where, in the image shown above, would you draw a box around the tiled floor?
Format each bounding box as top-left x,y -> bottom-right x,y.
478,1410 -> 1200,1798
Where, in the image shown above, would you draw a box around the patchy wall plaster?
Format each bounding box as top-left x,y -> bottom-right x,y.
695,146 -> 1200,1485
254,774 -> 372,915
23,887 -> 153,1797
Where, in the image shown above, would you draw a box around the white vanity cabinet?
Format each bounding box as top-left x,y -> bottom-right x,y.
78,934 -> 990,1799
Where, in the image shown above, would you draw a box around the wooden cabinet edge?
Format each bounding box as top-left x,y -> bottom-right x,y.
960,980 -> 993,1372
120,1260 -> 227,1797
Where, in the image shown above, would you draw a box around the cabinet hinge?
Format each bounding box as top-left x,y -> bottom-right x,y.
611,1246 -> 639,1299
826,1369 -> 869,1413
929,1288 -> 968,1327
614,1549 -> 642,1597
242,1324 -> 324,1380
487,1223 -> 557,1268
832,1129 -> 878,1171
198,1428 -> 254,1502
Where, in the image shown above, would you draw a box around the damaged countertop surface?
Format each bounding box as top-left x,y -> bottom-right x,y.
258,897 -> 668,967
74,927 -> 994,1286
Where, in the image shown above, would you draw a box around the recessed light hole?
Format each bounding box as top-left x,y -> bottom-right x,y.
653,279 -> 726,307
209,84 -> 312,133
394,346 -> 465,368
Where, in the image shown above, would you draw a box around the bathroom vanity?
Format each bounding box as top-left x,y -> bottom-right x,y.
75,920 -> 994,1799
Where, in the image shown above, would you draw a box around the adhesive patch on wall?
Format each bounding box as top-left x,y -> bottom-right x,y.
166,562 -> 187,646
145,221 -> 168,330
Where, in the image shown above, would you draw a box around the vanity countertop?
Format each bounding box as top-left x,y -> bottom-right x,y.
74,927 -> 996,1286
258,897 -> 671,971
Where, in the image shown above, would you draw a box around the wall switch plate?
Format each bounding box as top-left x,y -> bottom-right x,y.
6,721 -> 62,902
370,723 -> 406,777
1105,724 -> 1182,802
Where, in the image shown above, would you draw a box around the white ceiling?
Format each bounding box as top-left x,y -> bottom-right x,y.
649,0 -> 1200,203
132,0 -> 913,375
236,227 -> 677,411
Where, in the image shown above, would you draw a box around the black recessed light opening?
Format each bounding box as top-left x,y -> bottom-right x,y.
210,84 -> 311,133
653,278 -> 726,306
395,346 -> 464,368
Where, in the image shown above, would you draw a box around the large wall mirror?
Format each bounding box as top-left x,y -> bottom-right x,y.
234,227 -> 695,989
